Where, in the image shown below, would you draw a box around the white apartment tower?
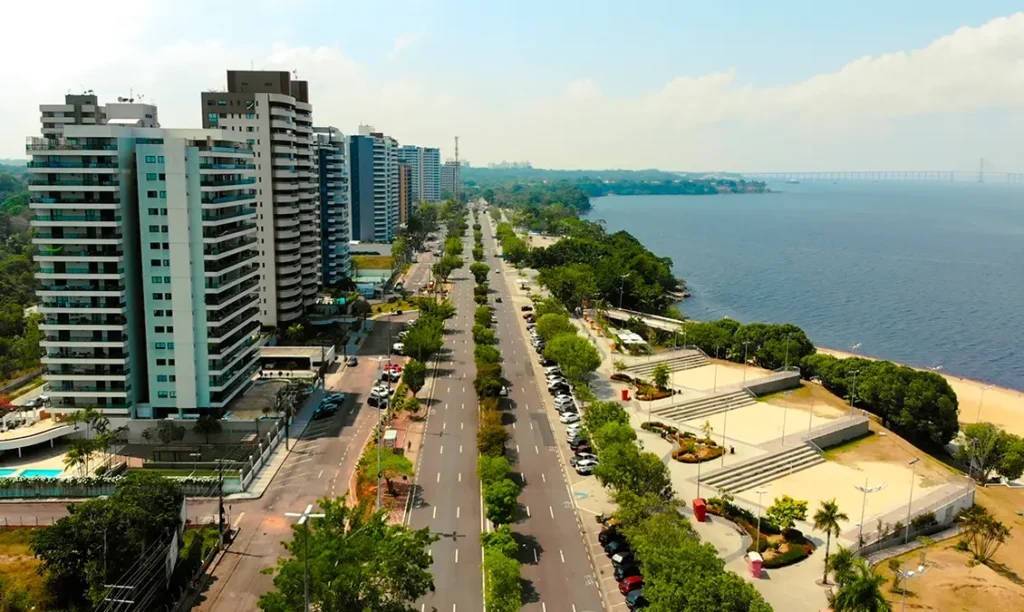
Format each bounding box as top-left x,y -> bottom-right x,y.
357,125 -> 399,241
397,145 -> 441,204
27,125 -> 261,417
313,127 -> 352,285
202,71 -> 321,326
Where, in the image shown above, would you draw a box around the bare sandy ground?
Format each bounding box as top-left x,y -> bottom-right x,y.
819,348 -> 1024,436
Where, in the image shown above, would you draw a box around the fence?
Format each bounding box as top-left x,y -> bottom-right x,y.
854,485 -> 974,556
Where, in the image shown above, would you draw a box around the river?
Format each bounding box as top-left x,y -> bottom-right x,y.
588,181 -> 1024,390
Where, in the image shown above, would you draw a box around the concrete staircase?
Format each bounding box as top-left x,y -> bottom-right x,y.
701,444 -> 825,494
650,389 -> 756,423
627,350 -> 709,377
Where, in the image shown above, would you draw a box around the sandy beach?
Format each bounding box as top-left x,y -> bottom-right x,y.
818,347 -> 1024,437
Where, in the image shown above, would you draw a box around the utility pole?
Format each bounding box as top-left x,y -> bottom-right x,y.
284,505 -> 325,612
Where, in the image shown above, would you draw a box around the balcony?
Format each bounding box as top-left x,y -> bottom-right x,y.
202,207 -> 257,226
205,265 -> 259,293
204,236 -> 258,259
208,309 -> 260,343
34,231 -> 122,246
203,223 -> 257,244
43,348 -> 128,364
275,228 -> 300,241
27,160 -> 119,171
200,177 -> 257,190
38,282 -> 125,297
198,145 -> 253,156
205,277 -> 259,308
30,196 -> 119,210
208,326 -> 260,361
205,249 -> 258,275
199,163 -> 256,171
26,138 -> 118,153
43,383 -> 130,398
35,245 -> 122,262
41,334 -> 128,349
32,213 -> 120,226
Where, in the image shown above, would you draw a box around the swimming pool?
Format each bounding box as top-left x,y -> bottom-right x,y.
0,469 -> 17,478
18,469 -> 63,478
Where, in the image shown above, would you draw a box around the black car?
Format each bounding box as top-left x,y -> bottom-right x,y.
568,436 -> 590,450
312,405 -> 337,420
539,357 -> 556,367
521,305 -> 533,312
626,592 -> 649,610
614,563 -> 642,582
550,386 -> 571,397
598,529 -> 621,546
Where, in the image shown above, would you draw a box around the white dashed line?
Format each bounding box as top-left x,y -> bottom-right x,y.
534,548 -> 539,563
457,506 -> 460,519
433,506 -> 437,519
460,444 -> 463,453
535,445 -> 540,454
437,473 -> 441,483
526,505 -> 531,517
549,506 -> 555,518
542,473 -> 546,483
440,446 -> 444,455
317,469 -> 323,479
560,549 -> 565,563
455,548 -> 459,563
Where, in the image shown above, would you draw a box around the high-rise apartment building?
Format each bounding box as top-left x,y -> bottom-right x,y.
397,145 -> 441,204
348,126 -> 399,242
201,70 -> 320,325
441,160 -> 461,200
398,163 -> 412,224
313,127 -> 352,286
39,93 -> 159,139
27,125 -> 261,417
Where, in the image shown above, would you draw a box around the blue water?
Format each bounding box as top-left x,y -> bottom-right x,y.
18,469 -> 63,478
589,182 -> 1024,390
0,469 -> 17,478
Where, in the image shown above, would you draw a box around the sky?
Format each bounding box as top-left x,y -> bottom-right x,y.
3,1 -> 1024,171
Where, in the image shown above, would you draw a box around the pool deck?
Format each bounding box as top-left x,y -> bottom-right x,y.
0,419 -> 74,454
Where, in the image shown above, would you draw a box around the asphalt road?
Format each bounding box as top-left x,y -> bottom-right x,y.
406,231 -> 485,612
481,218 -> 606,612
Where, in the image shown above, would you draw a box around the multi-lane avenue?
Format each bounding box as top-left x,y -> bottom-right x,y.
407,211 -> 605,612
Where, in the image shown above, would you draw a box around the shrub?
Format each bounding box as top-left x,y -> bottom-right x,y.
761,543 -> 813,568
911,511 -> 937,530
610,373 -> 633,383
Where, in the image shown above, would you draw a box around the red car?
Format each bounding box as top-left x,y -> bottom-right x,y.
383,363 -> 402,373
618,575 -> 644,595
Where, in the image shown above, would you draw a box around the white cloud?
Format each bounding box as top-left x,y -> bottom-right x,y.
388,32 -> 424,59
2,11 -> 1024,171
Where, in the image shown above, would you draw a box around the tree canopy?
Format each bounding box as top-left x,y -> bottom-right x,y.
543,334 -> 601,383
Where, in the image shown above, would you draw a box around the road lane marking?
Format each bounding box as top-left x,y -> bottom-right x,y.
542,603 -> 547,612
447,386 -> 450,393
443,422 -> 446,429
440,446 -> 444,455
462,403 -> 465,410
433,506 -> 437,519
526,505 -> 531,517
457,506 -> 460,519
550,505 -> 555,518
459,472 -> 462,482
460,444 -> 463,453
535,445 -> 540,454
530,422 -> 534,430
516,444 -> 520,454
560,549 -> 565,563
455,548 -> 459,563
534,548 -> 539,563
461,422 -> 464,430
317,469 -> 323,479
445,403 -> 448,410
437,472 -> 441,483
231,512 -> 245,529
542,473 -> 546,483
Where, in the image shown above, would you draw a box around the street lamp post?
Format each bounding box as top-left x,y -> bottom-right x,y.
189,452 -> 201,474
754,488 -> 770,552
284,504 -> 325,612
854,479 -> 887,549
618,273 -> 630,309
898,560 -> 929,612
904,457 -> 920,543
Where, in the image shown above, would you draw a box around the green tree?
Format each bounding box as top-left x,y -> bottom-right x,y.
470,262 -> 490,284
483,478 -> 520,525
765,495 -> 809,532
612,489 -> 682,530
477,410 -> 508,457
402,321 -> 444,361
483,548 -> 522,612
258,496 -> 437,612
477,455 -> 513,487
62,438 -> 95,476
538,263 -> 598,311
593,442 -> 673,500
581,400 -> 630,433
543,334 -> 601,383
958,505 -> 1012,563
535,312 -> 575,341
350,298 -> 372,322
474,345 -> 501,365
475,305 -> 493,328
480,524 -> 518,558
828,558 -> 891,612
592,421 -> 637,449
377,448 -> 414,496
813,498 -> 849,585
193,412 -> 223,444
31,472 -> 185,610
403,359 -> 428,396
957,422 -> 1024,482
828,546 -> 857,587
473,324 -> 497,346
652,363 -> 671,390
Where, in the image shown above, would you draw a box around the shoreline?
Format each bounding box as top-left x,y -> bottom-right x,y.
818,347 -> 1024,436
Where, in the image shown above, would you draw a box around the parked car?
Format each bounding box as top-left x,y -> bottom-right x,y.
625,589 -> 649,610
367,392 -> 389,409
312,405 -> 337,420
611,551 -> 635,568
614,563 -> 642,582
569,452 -> 598,467
346,356 -> 358,366
521,305 -> 533,312
619,575 -> 644,595
604,539 -> 630,556
324,392 -> 346,403
575,458 -> 599,475
559,412 -> 581,425
392,342 -> 405,354
574,442 -> 593,455
495,297 -> 502,303
539,357 -> 557,367
550,386 -> 571,397
569,436 -> 590,450
499,385 -> 510,397
598,529 -> 621,546
544,366 -> 562,375
523,313 -> 534,320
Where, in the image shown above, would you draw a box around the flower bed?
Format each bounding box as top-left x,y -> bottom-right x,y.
668,434 -> 725,463
636,385 -> 673,401
707,496 -> 814,569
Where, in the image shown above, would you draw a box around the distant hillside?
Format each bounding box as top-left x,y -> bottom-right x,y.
462,167 -> 681,182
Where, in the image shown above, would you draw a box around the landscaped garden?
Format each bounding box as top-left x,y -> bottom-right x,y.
641,421 -> 727,463
707,493 -> 816,569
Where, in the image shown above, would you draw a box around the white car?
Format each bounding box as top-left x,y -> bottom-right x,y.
560,412 -> 581,424
575,459 -> 599,475
499,385 -> 510,397
392,342 -> 405,354
553,395 -> 575,406
544,366 -> 562,375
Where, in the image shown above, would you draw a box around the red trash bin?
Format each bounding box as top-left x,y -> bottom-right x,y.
692,498 -> 707,522
621,388 -> 630,401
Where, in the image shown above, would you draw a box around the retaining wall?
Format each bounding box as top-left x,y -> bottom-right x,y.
742,371 -> 802,396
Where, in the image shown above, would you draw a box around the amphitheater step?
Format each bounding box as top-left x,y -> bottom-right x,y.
651,389 -> 756,423
626,350 -> 710,376
701,444 -> 825,494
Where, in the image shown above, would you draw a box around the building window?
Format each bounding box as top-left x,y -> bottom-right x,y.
158,156 -> 165,163
159,173 -> 166,180
169,391 -> 177,398
169,375 -> 176,382
160,209 -> 167,215
157,391 -> 169,399
167,326 -> 174,333
163,293 -> 172,299
156,358 -> 166,365
146,173 -> 158,181
144,155 -> 156,163
155,342 -> 166,349
152,292 -> 162,300
163,259 -> 170,266
161,226 -> 168,232
150,242 -> 162,249
148,225 -> 159,232
208,113 -> 218,122
147,191 -> 158,198
169,359 -> 176,366
246,126 -> 255,132
217,100 -> 227,106
156,374 -> 168,382
152,277 -> 162,284
151,259 -> 161,266
155,326 -> 164,333
148,208 -> 159,216
168,342 -> 175,349
163,276 -> 170,283
247,113 -> 256,119
159,191 -> 166,198
163,243 -> 169,249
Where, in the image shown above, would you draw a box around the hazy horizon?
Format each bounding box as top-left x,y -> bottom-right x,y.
3,2 -> 1024,172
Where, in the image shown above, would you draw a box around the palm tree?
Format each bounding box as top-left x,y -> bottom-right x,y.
829,558 -> 891,612
63,438 -> 95,476
828,546 -> 857,587
814,498 -> 849,584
